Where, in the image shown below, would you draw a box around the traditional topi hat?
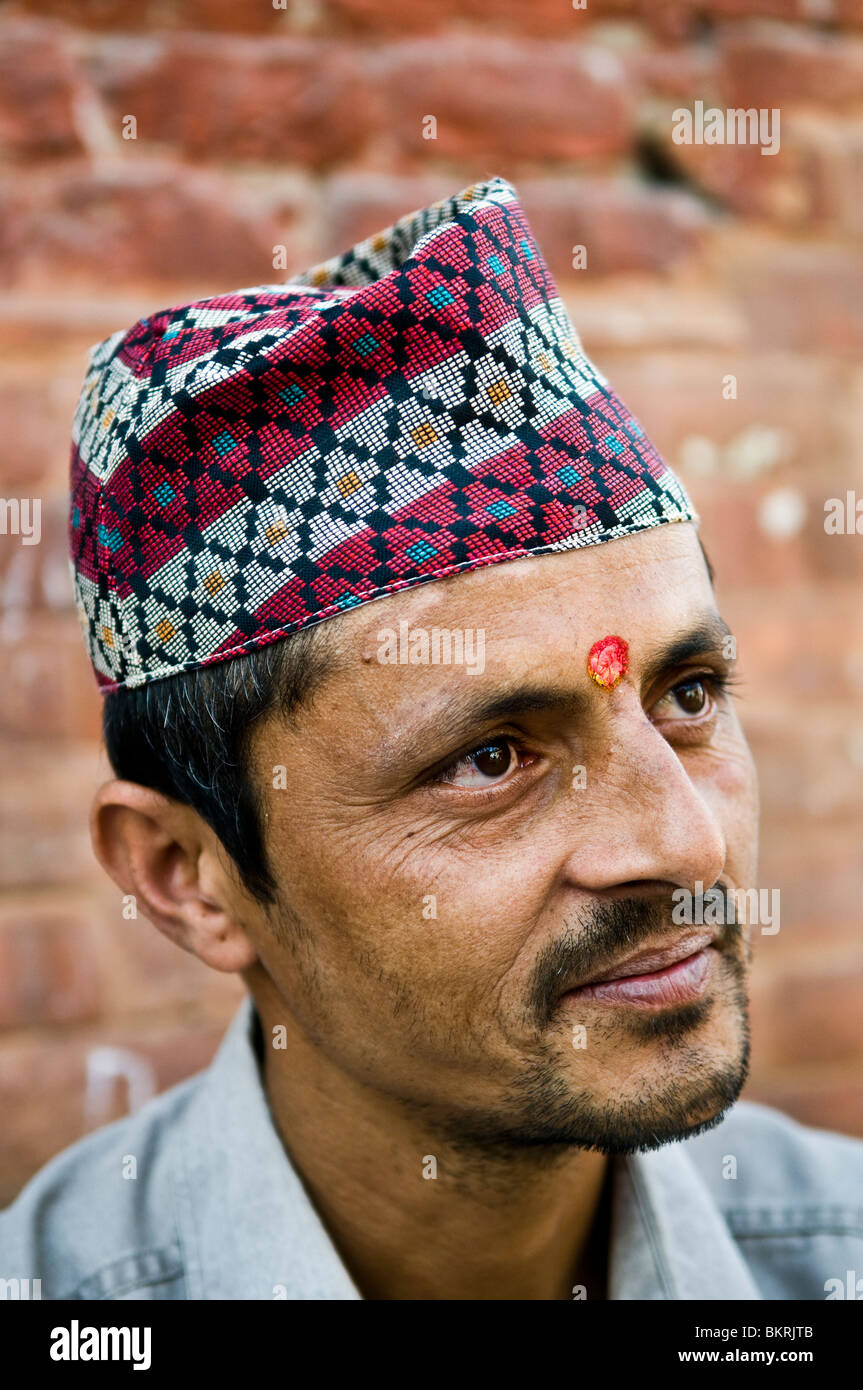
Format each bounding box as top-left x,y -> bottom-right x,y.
69,174 -> 697,692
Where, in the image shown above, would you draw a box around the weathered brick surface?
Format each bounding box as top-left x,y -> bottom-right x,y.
721,240 -> 863,354
0,17 -> 84,158
323,174 -> 710,276
719,22 -> 863,112
0,905 -> 101,1029
376,38 -> 635,165
1,0 -> 861,1200
0,163 -> 299,290
91,35 -> 377,167
0,1016 -> 233,1206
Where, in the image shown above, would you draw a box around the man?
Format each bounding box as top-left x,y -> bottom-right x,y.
2,176 -> 861,1301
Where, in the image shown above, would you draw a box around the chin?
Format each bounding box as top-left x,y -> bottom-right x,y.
573,1034 -> 751,1156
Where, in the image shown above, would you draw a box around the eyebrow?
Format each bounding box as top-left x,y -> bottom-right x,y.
386,611 -> 735,772
639,612 -> 733,691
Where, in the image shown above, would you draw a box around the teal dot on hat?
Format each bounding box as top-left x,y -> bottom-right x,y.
426,286 -> 455,309
213,431 -> 237,455
406,539 -> 438,564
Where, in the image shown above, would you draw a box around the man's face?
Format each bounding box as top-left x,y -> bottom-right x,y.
245,522 -> 758,1155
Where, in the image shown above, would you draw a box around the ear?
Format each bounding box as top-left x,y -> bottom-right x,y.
90,780 -> 260,973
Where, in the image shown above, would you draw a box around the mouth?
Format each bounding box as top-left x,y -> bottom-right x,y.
559,931 -> 718,1010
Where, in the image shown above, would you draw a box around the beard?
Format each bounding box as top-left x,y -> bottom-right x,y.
437,886 -> 751,1160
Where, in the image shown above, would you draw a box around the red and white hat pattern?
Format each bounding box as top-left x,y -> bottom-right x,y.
69,175 -> 697,692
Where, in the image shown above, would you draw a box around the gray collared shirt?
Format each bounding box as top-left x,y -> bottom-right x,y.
2,995 -> 862,1300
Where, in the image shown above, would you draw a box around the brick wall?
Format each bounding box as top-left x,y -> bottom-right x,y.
1,0 -> 862,1204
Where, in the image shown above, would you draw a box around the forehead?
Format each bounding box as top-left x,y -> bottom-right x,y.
248,523 -> 722,778
286,522 -> 718,748
342,522 -> 711,664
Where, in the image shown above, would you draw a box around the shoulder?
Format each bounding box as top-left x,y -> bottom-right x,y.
0,1070 -> 202,1301
682,1099 -> 863,1299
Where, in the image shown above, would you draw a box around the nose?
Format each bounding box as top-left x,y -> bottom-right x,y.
559,710 -> 727,898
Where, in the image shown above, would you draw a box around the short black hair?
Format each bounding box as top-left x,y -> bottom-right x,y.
102,626 -> 333,905
102,536 -> 716,906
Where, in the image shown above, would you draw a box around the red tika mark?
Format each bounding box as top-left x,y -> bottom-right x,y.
587,634 -> 629,690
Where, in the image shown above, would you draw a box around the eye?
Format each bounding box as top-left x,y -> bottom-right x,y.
436,740 -> 521,789
653,674 -> 724,721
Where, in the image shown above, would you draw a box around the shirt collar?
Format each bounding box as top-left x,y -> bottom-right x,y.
176,995 -> 361,1299
177,995 -> 761,1300
608,1142 -> 762,1300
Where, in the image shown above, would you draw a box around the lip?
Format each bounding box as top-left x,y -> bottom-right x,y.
559,933 -> 717,1010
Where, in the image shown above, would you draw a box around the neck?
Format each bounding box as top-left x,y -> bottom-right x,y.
251,981 -> 612,1302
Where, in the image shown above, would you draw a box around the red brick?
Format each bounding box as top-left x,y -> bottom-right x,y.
654,122 -> 806,224
722,586 -> 863,701
0,16 -> 84,159
629,0 -> 863,32
721,239 -> 863,355
0,364 -> 88,490
744,706 -> 863,824
328,0 -> 588,34
0,162 -> 299,291
757,814 -> 863,950
693,475 -> 863,590
0,301 -> 169,359
0,1033 -> 89,1205
644,91 -> 863,230
322,173 -> 709,280
332,0 -> 796,38
589,0 -> 807,40
0,494 -> 77,614
753,954 -> 863,1066
784,113 -> 863,239
0,905 -> 101,1028
0,1012 -> 234,1205
0,744 -> 105,890
319,173 -> 465,256
567,282 -> 745,354
11,0 -> 299,33
837,0 -> 863,25
598,350 -> 846,480
720,21 -> 863,111
638,43 -> 720,100
744,1071 -> 863,1139
0,616 -> 101,743
92,35 -> 376,167
694,0 -> 805,17
377,37 -> 635,165
513,177 -> 710,278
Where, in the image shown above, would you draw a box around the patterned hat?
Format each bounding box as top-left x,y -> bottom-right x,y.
69,175 -> 697,692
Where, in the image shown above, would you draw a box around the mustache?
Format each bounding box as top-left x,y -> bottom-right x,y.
527,882 -> 744,1029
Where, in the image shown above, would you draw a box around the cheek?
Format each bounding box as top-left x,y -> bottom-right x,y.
272,809 -> 558,996
385,839 -> 560,983
694,728 -> 760,875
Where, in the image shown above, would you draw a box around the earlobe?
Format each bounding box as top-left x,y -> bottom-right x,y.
90,780 -> 259,974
